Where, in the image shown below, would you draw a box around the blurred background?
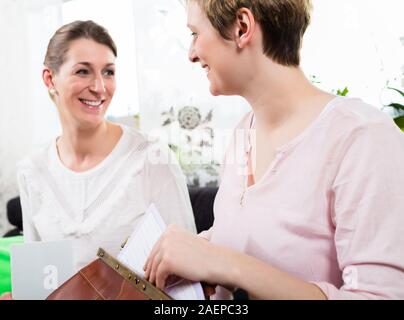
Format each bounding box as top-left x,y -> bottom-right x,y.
0,0 -> 403,235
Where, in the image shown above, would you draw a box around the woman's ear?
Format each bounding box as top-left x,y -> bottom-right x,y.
234,8 -> 256,49
42,68 -> 58,97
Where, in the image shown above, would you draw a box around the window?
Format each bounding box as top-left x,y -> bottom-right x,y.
302,0 -> 404,106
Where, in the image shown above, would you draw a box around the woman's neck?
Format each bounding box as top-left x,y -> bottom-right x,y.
57,121 -> 122,172
242,60 -> 334,131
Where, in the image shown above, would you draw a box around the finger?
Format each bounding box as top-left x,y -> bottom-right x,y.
156,262 -> 170,290
144,236 -> 164,277
144,262 -> 150,280
144,254 -> 156,280
144,252 -> 153,279
149,251 -> 163,285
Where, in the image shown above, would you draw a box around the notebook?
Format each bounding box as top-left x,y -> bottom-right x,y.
118,204 -> 205,300
10,240 -> 75,300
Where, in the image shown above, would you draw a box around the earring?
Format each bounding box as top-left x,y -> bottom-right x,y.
49,88 -> 57,95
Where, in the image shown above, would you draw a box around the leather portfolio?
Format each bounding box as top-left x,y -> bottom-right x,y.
46,248 -> 172,300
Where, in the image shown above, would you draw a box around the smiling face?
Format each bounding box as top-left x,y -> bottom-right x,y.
46,38 -> 116,129
187,2 -> 242,96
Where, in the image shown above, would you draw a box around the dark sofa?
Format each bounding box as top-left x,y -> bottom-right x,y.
3,197 -> 23,237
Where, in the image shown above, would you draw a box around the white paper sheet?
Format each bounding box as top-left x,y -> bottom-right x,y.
117,203 -> 205,300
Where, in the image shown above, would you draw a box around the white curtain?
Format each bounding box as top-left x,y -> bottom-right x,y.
0,0 -> 63,235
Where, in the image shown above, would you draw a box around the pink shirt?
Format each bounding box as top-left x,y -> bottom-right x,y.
202,97 -> 404,299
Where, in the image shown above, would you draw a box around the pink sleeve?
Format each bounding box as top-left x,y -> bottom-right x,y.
314,121 -> 404,299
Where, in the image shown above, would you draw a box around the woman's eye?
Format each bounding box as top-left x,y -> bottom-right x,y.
76,69 -> 89,75
103,69 -> 115,76
191,32 -> 197,37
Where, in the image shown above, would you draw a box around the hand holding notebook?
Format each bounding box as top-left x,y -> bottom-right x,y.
117,204 -> 205,300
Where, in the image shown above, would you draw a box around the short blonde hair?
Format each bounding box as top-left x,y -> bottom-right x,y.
189,0 -> 312,66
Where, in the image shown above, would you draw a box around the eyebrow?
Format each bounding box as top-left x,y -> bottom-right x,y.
75,62 -> 115,68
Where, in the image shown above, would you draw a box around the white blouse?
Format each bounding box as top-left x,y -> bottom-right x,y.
17,125 -> 196,271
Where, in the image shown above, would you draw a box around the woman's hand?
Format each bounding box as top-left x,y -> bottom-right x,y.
143,225 -> 230,290
0,292 -> 13,300
143,225 -> 328,300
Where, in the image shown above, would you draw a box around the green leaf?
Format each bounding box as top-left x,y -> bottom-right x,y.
388,103 -> 404,111
388,87 -> 404,98
394,116 -> 404,130
336,87 -> 349,96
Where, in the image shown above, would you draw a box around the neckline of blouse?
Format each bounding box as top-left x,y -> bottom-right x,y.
243,96 -> 350,192
246,96 -> 348,156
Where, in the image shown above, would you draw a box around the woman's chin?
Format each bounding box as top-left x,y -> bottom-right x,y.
209,84 -> 221,96
210,84 -> 234,97
76,115 -> 106,130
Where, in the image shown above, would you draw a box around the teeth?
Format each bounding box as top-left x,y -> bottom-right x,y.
80,99 -> 103,107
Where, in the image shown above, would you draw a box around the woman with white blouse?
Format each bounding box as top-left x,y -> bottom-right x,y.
17,20 -> 196,272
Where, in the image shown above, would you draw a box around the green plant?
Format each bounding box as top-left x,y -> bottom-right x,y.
309,75 -> 349,97
383,87 -> 404,131
335,87 -> 349,97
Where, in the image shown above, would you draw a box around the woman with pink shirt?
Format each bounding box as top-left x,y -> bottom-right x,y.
144,0 -> 404,299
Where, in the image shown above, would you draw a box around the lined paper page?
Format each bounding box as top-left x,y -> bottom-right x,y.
118,204 -> 165,277
117,203 -> 205,300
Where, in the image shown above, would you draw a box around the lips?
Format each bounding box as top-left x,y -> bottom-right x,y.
79,98 -> 106,109
202,64 -> 210,74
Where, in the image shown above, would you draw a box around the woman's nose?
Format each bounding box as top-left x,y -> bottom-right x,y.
89,76 -> 106,94
188,44 -> 199,63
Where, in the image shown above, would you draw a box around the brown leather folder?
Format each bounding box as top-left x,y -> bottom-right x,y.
46,248 -> 172,300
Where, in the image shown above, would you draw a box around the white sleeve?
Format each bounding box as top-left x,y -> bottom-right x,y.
145,143 -> 196,233
17,167 -> 40,242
